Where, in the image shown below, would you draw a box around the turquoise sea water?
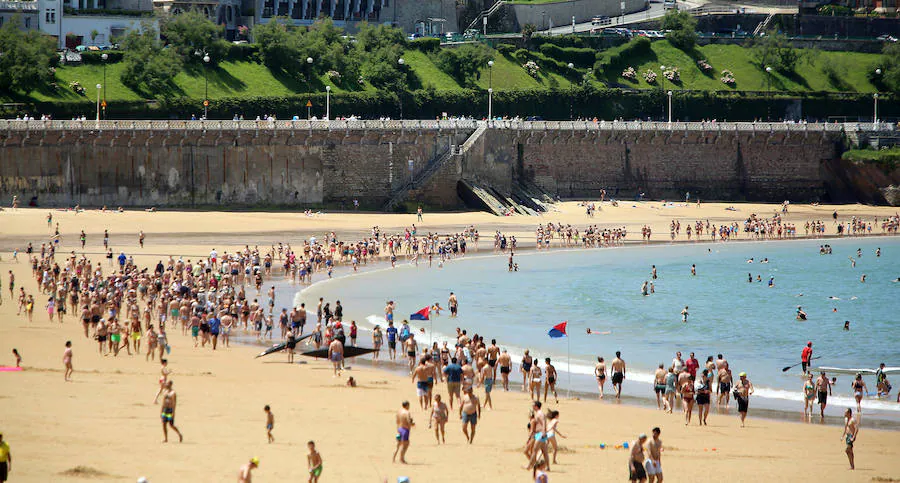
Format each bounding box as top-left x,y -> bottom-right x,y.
294,237 -> 900,421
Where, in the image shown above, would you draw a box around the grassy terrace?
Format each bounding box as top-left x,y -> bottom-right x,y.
3,40 -> 882,105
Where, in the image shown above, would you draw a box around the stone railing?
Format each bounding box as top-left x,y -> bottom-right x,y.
1,119 -> 890,133
0,119 -> 480,131
0,0 -> 38,10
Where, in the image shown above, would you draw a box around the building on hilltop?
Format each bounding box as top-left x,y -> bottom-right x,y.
252,0 -> 458,35
17,0 -> 158,48
153,0 -> 243,40
0,0 -> 39,29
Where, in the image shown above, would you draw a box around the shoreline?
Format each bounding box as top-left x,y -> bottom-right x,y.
275,235 -> 900,430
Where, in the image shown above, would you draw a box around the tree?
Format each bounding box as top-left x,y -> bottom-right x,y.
660,10 -> 697,50
120,22 -> 182,96
0,16 -> 57,94
751,32 -> 800,74
161,10 -> 226,63
880,43 -> 900,94
253,19 -> 302,73
434,44 -> 492,87
355,23 -> 406,89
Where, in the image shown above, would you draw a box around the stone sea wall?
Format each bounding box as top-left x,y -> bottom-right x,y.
0,120 -> 883,209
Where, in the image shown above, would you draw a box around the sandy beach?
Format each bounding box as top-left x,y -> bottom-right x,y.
2,202 -> 900,483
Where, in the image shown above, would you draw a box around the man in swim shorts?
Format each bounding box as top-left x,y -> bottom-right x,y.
644,427 -> 663,483
842,408 -> 859,470
460,387 -> 481,444
393,401 -> 413,464
734,372 -> 754,427
327,338 -> 344,377
630,433 -> 648,482
816,371 -> 832,418
611,351 -> 626,400
413,358 -> 432,410
160,380 -> 183,443
480,359 -> 494,409
443,357 -> 463,409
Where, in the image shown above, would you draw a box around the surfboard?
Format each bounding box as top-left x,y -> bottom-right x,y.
255,333 -> 313,358
816,366 -> 900,375
299,346 -> 378,359
0,366 -> 23,372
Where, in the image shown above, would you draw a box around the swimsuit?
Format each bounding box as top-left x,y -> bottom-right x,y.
310,464 -> 323,477
161,407 -> 175,423
612,371 -> 624,385
484,378 -> 494,393
462,412 -> 477,425
397,427 -> 410,441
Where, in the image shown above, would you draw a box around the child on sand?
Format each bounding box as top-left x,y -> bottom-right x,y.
265,405 -> 274,443
307,440 -> 323,482
12,349 -> 21,368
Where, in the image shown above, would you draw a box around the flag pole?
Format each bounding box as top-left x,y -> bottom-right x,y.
567,333 -> 571,400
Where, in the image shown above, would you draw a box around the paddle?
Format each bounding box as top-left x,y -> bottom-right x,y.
782,356 -> 820,372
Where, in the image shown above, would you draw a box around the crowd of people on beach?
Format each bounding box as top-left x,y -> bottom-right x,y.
6,200 -> 899,482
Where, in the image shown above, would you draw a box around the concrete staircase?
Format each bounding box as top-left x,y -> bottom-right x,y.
752,13 -> 774,36
382,122 -> 487,211
466,0 -> 505,32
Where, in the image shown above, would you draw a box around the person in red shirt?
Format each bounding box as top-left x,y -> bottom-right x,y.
685,352 -> 700,378
801,342 -> 813,374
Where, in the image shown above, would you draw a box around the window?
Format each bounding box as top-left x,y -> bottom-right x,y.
46,9 -> 57,24
24,17 -> 31,28
0,17 -> 4,27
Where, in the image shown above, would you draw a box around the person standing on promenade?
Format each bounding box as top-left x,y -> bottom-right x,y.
842,408 -> 859,470
801,341 -> 814,374
734,372 -> 754,427
393,401 -> 414,464
0,432 -> 11,483
645,427 -> 663,483
63,341 -> 73,382
238,457 -> 259,483
594,357 -> 607,399
611,351 -> 626,400
160,380 -> 183,443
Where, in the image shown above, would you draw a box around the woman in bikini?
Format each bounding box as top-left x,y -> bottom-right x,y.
852,374 -> 868,413
430,394 -> 448,444
521,350 -> 533,391
681,376 -> 695,426
546,410 -> 567,465
803,373 -> 816,419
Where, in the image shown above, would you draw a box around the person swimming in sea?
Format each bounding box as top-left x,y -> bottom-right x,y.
641,281 -> 649,297
844,321 -> 850,331
768,276 -> 775,287
796,306 -> 807,321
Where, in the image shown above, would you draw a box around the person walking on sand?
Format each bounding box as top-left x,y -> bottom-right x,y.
629,433 -> 648,483
307,441 -> 323,482
328,337 -> 344,377
63,341 -> 73,382
611,351 -> 626,400
645,427 -> 663,483
460,386 -> 481,444
264,405 -> 275,443
653,363 -> 667,410
816,371 -> 832,419
851,373 -> 868,413
735,372 -> 754,427
393,401 -> 414,464
842,408 -> 859,470
528,401 -> 550,472
238,457 -> 259,483
153,359 -> 171,404
160,380 -> 183,443
594,357 -> 607,399
430,394 -> 448,444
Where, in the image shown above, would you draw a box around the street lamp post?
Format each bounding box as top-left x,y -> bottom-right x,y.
101,53 -> 108,119
542,10 -> 546,31
488,87 -> 493,120
95,83 -> 102,125
667,90 -> 673,123
326,85 -> 331,121
398,58 -> 405,119
488,60 -> 493,90
203,54 -> 210,119
765,66 -> 772,122
306,56 -> 314,119
873,93 -> 879,129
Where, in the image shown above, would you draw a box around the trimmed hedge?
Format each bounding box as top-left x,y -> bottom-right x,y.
842,148 -> 900,172
224,43 -> 260,62
538,44 -> 596,68
80,51 -> 125,64
15,89 -> 899,122
594,37 -> 652,76
496,43 -> 516,57
410,38 -> 441,52
530,35 -> 585,49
